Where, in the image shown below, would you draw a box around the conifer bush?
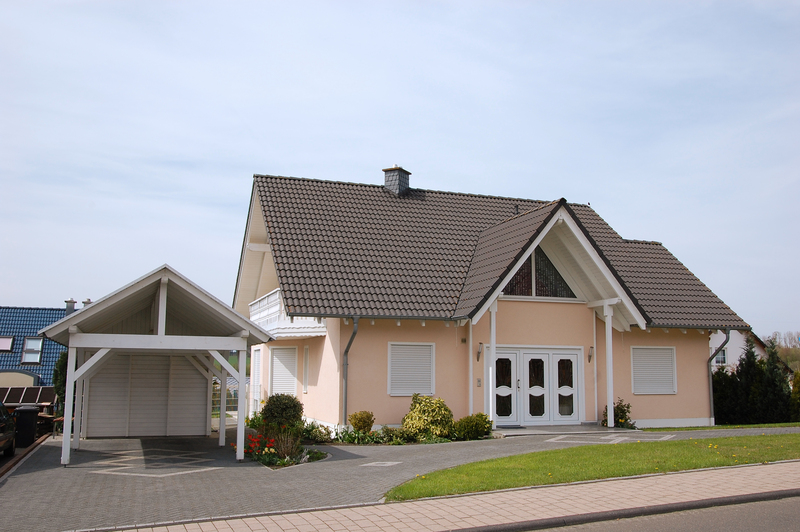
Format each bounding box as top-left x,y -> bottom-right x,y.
453,413 -> 492,441
348,410 -> 375,433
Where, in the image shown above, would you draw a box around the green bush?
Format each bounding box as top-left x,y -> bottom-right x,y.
402,393 -> 454,440
261,393 -> 304,427
601,397 -> 637,429
348,410 -> 375,433
303,421 -> 333,443
454,413 -> 492,441
380,425 -> 414,445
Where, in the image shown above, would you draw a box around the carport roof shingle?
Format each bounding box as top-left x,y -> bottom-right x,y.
254,174 -> 748,329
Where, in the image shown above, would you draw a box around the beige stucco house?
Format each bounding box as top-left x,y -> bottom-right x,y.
234,167 -> 749,429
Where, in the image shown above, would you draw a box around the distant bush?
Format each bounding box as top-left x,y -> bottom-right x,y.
303,421 -> 333,443
454,413 -> 492,441
402,393 -> 454,440
348,410 -> 375,433
261,394 -> 303,427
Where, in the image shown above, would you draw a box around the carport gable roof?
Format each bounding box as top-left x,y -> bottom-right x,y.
41,264 -> 272,348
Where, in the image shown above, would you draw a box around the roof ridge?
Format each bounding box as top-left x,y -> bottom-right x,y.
623,238 -> 663,245
253,174 -> 552,204
0,306 -> 64,311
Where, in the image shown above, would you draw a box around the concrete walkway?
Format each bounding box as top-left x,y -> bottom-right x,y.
131,461 -> 800,532
1,426 -> 798,531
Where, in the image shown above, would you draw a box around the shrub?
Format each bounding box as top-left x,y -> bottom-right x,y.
791,372 -> 800,423
454,413 -> 492,441
402,393 -> 454,440
348,410 -> 375,433
303,421 -> 333,443
380,425 -> 415,445
261,393 -> 304,427
263,422 -> 304,458
601,397 -> 637,429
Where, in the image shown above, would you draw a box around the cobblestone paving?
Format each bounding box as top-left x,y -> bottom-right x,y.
0,426 -> 797,532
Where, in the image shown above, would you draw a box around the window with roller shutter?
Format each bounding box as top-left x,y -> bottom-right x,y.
388,343 -> 434,396
270,347 -> 297,396
631,347 -> 676,394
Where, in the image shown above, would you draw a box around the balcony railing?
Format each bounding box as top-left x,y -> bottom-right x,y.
249,288 -> 326,338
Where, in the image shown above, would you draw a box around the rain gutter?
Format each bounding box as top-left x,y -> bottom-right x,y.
342,317 -> 360,427
707,328 -> 731,424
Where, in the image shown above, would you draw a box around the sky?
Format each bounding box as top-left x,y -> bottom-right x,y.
1,1 -> 798,338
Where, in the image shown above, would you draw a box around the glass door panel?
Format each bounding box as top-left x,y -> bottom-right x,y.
522,353 -> 549,423
494,351 -> 517,424
552,354 -> 578,421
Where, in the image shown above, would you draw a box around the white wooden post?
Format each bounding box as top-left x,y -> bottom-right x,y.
61,346 -> 77,465
72,350 -> 84,449
219,368 -> 227,447
236,350 -> 246,461
489,299 -> 497,427
605,304 -> 614,428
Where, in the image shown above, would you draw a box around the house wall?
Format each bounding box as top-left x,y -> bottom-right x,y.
596,322 -> 712,427
709,330 -> 765,372
344,318 -> 470,426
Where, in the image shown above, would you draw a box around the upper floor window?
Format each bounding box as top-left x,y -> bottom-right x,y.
0,337 -> 12,351
713,348 -> 727,366
504,247 -> 576,299
22,337 -> 43,364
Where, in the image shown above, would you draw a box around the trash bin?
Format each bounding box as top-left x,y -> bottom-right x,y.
15,406 -> 39,447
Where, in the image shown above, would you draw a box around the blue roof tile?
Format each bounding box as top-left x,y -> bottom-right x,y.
0,307 -> 66,386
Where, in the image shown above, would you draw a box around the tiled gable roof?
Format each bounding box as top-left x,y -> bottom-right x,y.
454,200 -> 563,317
254,175 -> 748,329
0,307 -> 66,386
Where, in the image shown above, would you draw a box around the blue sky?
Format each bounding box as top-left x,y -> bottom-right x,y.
1,1 -> 798,337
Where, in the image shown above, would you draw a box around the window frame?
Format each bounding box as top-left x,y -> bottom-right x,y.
387,342 -> 435,396
268,346 -> 298,397
630,346 -> 677,395
0,336 -> 13,351
21,337 -> 43,364
713,348 -> 727,366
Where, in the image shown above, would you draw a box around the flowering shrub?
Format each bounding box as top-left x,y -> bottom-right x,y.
601,397 -> 637,429
243,433 -> 279,465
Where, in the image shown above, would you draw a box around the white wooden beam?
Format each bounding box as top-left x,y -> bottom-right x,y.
604,304 -> 614,428
185,355 -> 211,379
208,350 -> 239,379
219,368 -> 227,447
196,353 -> 225,381
157,277 -> 168,336
72,348 -> 112,381
61,347 -> 77,465
236,350 -> 246,461
246,243 -> 270,253
69,333 -> 247,351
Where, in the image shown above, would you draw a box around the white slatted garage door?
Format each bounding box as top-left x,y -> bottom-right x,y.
86,353 -> 208,437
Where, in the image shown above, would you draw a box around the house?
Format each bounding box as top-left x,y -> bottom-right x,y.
1,305 -> 68,387
40,265 -> 271,464
709,330 -> 767,372
234,167 -> 750,429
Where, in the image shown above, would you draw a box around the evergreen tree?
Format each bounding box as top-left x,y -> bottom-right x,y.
712,366 -> 737,425
53,350 -> 68,409
734,336 -> 763,424
790,371 -> 800,422
759,340 -> 791,423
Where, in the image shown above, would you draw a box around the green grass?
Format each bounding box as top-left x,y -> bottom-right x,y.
385,433 -> 800,501
644,422 -> 800,432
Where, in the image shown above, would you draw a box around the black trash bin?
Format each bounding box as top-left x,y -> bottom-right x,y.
15,406 -> 39,447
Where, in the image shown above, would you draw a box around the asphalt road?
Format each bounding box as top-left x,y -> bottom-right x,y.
549,496 -> 800,532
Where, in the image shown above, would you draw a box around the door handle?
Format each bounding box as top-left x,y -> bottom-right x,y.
517,379 -> 520,390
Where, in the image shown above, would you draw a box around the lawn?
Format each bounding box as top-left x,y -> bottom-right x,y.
385,433 -> 800,501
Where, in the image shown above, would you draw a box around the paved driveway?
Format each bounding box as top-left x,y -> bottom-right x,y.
0,426 -> 798,532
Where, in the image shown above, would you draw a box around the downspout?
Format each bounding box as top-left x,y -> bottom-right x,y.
707,328 -> 731,426
341,317 -> 360,427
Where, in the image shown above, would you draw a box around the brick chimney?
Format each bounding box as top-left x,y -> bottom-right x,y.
383,165 -> 411,196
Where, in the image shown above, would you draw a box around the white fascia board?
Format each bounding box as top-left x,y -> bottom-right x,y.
69,333 -> 248,351
471,208 -> 565,325
40,264 -> 173,340
233,182 -> 259,311
559,214 -> 647,330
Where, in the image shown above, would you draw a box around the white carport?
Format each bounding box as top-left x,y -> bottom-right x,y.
41,265 -> 271,464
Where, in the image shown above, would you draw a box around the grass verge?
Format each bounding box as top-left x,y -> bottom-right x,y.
385,433 -> 800,501
644,422 -> 800,432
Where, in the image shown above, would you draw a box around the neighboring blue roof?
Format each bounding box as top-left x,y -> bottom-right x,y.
0,307 -> 66,386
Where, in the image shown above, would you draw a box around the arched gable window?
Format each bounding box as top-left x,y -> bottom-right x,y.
504,248 -> 576,299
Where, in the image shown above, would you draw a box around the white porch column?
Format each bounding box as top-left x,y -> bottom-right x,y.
604,304 -> 614,428
61,346 -> 77,465
219,368 -> 227,447
488,299 -> 497,426
236,350 -> 246,462
72,350 -> 85,449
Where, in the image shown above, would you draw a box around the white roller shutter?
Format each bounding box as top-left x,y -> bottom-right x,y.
388,343 -> 435,396
631,347 -> 676,394
271,347 -> 297,396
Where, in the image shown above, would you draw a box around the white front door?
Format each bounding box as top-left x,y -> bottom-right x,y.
495,348 -> 581,426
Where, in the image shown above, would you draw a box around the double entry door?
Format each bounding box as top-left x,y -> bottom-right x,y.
494,348 -> 580,426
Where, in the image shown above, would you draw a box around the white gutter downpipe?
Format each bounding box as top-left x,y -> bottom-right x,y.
707,328 -> 731,426
604,304 -> 614,428
341,317 -> 360,427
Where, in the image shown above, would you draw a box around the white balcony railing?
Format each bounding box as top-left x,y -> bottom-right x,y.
249,288 -> 326,339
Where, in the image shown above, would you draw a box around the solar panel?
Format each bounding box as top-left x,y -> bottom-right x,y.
0,388 -> 8,402
5,387 -> 24,403
21,387 -> 40,403
38,387 -> 55,404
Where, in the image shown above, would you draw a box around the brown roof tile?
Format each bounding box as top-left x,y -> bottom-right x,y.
255,174 -> 748,329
